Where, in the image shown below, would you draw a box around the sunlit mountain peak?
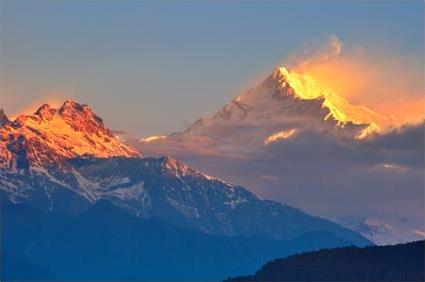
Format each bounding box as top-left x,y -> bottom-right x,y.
0,100 -> 140,171
272,66 -> 389,138
0,109 -> 10,126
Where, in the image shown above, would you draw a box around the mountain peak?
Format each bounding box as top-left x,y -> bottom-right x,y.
267,66 -> 386,137
59,100 -> 94,117
140,65 -> 384,157
0,109 -> 10,126
159,156 -> 191,177
269,66 -> 322,99
58,100 -> 107,134
34,104 -> 56,120
261,66 -> 291,90
60,99 -> 88,112
273,66 -> 290,79
0,99 -> 140,170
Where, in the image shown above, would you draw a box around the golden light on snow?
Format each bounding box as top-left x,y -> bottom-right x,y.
264,128 -> 297,145
277,67 -> 390,139
140,135 -> 168,143
10,98 -> 63,120
1,100 -> 140,170
284,35 -> 424,132
376,163 -> 408,172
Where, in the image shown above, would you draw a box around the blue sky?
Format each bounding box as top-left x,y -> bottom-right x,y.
1,0 -> 423,135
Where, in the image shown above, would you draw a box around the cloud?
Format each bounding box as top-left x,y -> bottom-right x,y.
284,34 -> 424,129
137,124 -> 424,244
362,122 -> 425,151
328,34 -> 343,56
138,125 -> 424,221
411,229 -> 425,238
258,174 -> 279,182
288,34 -> 344,65
8,91 -> 74,119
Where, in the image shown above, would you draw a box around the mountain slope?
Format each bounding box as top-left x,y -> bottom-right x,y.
1,197 -> 355,281
0,155 -> 371,245
226,241 -> 425,281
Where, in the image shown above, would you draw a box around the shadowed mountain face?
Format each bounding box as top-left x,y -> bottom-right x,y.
1,197 -> 355,281
226,241 -> 425,282
0,156 -> 371,245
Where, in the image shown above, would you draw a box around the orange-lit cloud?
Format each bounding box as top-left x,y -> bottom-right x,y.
9,90 -> 73,120
283,35 -> 424,130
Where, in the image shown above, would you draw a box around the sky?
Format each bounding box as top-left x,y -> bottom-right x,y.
1,1 -> 424,136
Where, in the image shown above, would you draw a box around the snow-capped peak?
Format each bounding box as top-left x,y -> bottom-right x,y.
59,99 -> 93,119
0,100 -> 140,170
138,65 -> 390,158
186,65 -> 370,137
270,66 -> 388,137
272,66 -> 290,81
159,156 -> 194,178
0,109 -> 10,127
34,104 -> 56,120
58,100 -> 111,135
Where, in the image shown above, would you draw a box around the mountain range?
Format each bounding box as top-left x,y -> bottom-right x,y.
0,99 -> 372,280
0,101 -> 371,242
137,66 -> 424,245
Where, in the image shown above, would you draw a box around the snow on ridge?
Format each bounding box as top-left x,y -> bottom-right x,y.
0,100 -> 140,171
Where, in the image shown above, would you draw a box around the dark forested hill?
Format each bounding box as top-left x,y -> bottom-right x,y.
226,240 -> 425,281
